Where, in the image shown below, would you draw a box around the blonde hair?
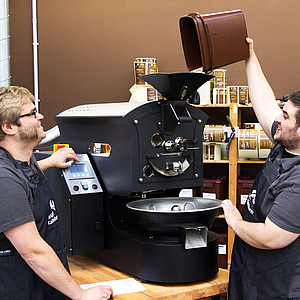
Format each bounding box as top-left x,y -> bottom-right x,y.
0,86 -> 35,141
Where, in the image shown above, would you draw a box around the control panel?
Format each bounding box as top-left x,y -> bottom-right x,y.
62,154 -> 102,195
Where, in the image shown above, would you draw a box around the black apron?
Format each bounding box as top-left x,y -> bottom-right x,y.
229,145 -> 300,300
0,148 -> 70,300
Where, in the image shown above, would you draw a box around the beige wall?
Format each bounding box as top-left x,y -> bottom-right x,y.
9,0 -> 300,130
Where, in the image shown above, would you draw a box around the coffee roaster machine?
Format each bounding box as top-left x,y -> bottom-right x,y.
45,72 -> 223,283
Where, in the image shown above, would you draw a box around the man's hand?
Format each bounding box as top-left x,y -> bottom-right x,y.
246,37 -> 254,59
80,285 -> 113,300
221,199 -> 243,231
38,147 -> 80,171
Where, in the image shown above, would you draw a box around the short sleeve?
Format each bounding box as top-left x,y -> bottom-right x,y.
0,172 -> 34,233
268,179 -> 300,233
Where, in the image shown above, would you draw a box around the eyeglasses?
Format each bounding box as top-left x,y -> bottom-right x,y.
18,110 -> 37,119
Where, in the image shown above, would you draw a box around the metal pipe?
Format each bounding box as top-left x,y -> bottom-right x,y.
0,0 -> 57,151
0,0 -> 11,86
32,0 -> 39,110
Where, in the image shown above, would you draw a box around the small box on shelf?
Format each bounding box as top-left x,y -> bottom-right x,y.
203,143 -> 222,161
213,88 -> 229,105
227,86 -> 249,105
238,125 -> 273,160
238,129 -> 258,159
213,69 -> 227,88
259,129 -> 273,158
237,177 -> 255,213
218,234 -> 228,269
210,225 -> 228,269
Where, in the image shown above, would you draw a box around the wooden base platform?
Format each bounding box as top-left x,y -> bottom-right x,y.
68,254 -> 229,299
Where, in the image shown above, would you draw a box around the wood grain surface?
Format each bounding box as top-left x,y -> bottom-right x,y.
68,254 -> 229,299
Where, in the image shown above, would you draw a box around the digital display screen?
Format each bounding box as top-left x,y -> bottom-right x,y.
69,163 -> 87,174
63,155 -> 97,183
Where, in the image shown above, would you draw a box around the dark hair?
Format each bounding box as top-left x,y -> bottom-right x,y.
288,91 -> 300,127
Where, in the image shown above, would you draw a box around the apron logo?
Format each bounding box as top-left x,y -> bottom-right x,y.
48,199 -> 58,225
246,189 -> 256,215
49,199 -> 56,211
0,249 -> 13,257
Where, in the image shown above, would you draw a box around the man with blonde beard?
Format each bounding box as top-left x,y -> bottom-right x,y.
0,86 -> 113,300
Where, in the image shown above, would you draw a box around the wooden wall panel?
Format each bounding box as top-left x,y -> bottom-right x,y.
9,0 -> 300,130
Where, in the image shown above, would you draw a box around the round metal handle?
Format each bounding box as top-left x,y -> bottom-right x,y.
184,202 -> 196,210
149,204 -> 156,210
171,205 -> 182,211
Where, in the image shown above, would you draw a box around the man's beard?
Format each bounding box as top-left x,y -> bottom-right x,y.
274,126 -> 299,151
18,124 -> 39,142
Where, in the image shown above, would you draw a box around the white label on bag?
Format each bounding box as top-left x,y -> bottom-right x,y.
179,189 -> 193,197
218,244 -> 227,255
241,194 -> 248,205
203,192 -> 216,199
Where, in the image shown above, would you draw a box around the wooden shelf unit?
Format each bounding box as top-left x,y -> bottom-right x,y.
197,103 -> 264,267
